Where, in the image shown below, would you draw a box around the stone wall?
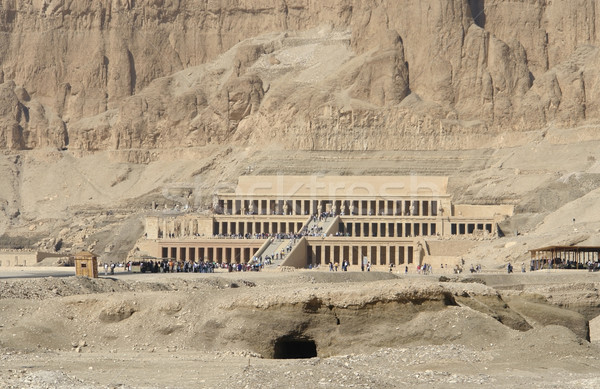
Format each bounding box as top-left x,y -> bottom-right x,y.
0,251 -> 66,266
0,251 -> 37,267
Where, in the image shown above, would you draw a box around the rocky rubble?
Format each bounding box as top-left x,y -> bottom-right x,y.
0,272 -> 599,388
0,275 -> 258,300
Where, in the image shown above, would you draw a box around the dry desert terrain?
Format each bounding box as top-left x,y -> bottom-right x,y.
1,267 -> 600,388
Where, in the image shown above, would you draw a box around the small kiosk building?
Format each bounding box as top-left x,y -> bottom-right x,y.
74,251 -> 98,278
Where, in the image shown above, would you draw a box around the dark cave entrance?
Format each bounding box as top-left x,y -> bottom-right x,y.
273,335 -> 317,359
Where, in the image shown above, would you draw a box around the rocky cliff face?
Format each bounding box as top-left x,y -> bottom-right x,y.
0,0 -> 599,152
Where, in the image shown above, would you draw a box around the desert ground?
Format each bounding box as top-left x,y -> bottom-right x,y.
1,266 -> 600,388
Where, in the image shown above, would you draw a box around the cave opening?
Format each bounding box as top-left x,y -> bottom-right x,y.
273,335 -> 318,359
468,0 -> 486,28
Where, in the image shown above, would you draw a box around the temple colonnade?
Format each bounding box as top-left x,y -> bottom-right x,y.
217,198 -> 440,217
159,240 -> 265,263
305,239 -> 415,267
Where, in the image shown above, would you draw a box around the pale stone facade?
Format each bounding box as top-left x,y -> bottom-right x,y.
145,176 -> 512,268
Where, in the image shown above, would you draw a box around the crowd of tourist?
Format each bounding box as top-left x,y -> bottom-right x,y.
121,259 -> 264,274
416,263 -> 432,275
211,233 -> 272,239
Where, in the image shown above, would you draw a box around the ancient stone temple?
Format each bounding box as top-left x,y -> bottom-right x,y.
145,176 -> 513,269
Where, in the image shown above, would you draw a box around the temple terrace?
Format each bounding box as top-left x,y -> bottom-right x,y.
144,176 -> 513,270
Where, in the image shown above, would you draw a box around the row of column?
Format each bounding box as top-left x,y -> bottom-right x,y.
158,218 -> 308,238
450,223 -> 493,235
160,246 -> 260,263
158,219 -> 495,239
307,244 -> 415,267
219,199 -> 439,217
340,222 -> 438,238
214,221 -> 304,236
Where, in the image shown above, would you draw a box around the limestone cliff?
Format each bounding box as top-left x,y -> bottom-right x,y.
0,0 -> 599,152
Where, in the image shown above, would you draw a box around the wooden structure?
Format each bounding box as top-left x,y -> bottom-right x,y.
529,246 -> 600,270
74,251 -> 98,278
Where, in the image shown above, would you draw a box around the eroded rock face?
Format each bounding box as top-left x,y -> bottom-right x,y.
0,0 -> 599,152
221,282 -> 536,358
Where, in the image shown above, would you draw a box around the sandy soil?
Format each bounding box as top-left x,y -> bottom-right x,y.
1,268 -> 600,388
